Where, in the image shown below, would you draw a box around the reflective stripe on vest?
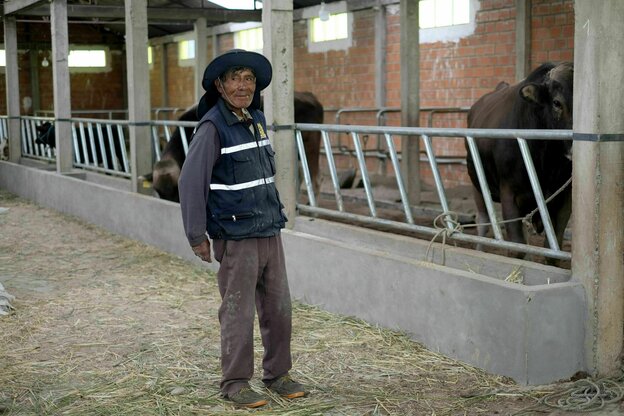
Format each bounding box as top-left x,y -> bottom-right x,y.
221,139 -> 270,155
210,176 -> 275,191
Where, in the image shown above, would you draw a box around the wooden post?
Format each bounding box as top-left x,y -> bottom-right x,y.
3,15 -> 21,163
51,0 -> 73,173
262,0 -> 296,227
515,0 -> 531,82
125,0 -> 152,194
194,17 -> 208,103
572,0 -> 624,377
400,0 -> 420,206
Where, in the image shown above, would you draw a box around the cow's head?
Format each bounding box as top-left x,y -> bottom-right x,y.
35,122 -> 56,148
519,62 -> 574,130
0,137 -> 8,161
151,158 -> 181,202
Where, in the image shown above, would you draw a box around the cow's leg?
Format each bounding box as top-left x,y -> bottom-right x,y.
544,190 -> 572,266
500,185 -> 526,258
302,131 -> 321,198
472,186 -> 490,251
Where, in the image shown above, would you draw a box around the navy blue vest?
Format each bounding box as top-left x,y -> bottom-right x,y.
201,98 -> 286,240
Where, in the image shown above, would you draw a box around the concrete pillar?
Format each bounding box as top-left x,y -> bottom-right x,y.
160,44 -> 169,108
125,0 -> 152,194
262,0 -> 296,227
515,0 -> 531,82
29,50 -> 41,114
194,17 -> 208,103
400,0 -> 420,205
51,0 -> 73,173
3,16 -> 21,163
374,5 -> 387,110
572,0 -> 624,378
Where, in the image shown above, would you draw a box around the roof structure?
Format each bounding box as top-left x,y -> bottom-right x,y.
1,0 -> 348,39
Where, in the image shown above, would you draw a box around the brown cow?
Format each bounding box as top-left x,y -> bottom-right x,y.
466,62 -> 573,256
147,91 -> 324,202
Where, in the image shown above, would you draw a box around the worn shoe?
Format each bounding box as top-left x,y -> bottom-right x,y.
227,387 -> 269,408
266,375 -> 306,399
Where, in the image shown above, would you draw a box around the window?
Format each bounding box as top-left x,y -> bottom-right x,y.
67,47 -> 110,73
234,27 -> 263,53
416,0 -> 479,43
178,39 -> 195,61
419,0 -> 469,28
311,13 -> 348,42
148,46 -> 153,65
68,49 -> 106,67
304,1 -> 352,53
0,49 -> 5,67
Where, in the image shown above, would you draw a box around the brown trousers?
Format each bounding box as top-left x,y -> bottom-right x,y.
212,234 -> 292,396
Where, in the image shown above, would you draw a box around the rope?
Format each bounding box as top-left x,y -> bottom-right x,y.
426,212 -> 463,265
425,177 -> 572,265
513,375 -> 624,415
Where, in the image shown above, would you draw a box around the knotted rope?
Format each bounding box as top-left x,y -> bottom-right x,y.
513,374 -> 624,414
426,177 -> 572,265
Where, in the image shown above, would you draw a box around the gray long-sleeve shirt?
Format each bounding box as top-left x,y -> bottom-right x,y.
178,121 -> 221,247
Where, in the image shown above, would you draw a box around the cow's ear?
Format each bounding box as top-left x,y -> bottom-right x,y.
520,83 -> 542,105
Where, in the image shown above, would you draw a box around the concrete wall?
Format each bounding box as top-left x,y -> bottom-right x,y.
0,161 -> 587,385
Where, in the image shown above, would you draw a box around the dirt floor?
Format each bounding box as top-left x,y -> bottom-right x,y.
0,189 -> 622,415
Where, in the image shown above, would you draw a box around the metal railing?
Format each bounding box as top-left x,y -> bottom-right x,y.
150,119 -> 196,162
19,116 -> 196,178
35,108 -> 188,121
292,122 -> 573,262
328,106 -> 470,172
12,114 -> 572,262
0,116 -> 9,141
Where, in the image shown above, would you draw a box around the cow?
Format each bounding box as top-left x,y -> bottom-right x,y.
466,62 -> 574,258
146,91 -> 324,202
35,122 -> 127,172
0,137 -> 8,161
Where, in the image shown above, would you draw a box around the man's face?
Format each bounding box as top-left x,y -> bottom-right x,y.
215,68 -> 256,111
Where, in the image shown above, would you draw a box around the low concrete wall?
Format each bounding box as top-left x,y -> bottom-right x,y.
0,161 -> 587,385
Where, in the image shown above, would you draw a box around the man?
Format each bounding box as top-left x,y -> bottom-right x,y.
178,49 -> 305,408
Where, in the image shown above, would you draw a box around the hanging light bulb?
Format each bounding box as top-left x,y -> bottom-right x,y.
41,56 -> 49,67
319,1 -> 330,22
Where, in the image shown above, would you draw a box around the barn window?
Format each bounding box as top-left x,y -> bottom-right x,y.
234,27 -> 263,53
419,0 -> 469,28
311,13 -> 348,42
0,49 -> 5,67
417,0 -> 479,43
69,49 -> 106,67
67,47 -> 110,73
178,39 -> 196,66
305,1 -> 352,53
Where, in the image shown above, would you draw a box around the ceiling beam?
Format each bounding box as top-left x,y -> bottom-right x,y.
3,0 -> 46,15
8,4 -> 261,22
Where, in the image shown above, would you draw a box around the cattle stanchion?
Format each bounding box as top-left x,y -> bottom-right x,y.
465,135 -> 504,241
516,137 -> 559,250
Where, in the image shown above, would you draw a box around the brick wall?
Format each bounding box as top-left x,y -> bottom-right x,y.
0,22 -> 126,116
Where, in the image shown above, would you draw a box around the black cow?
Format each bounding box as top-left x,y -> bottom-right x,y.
466,62 -> 573,256
146,91 -> 324,202
0,137 -> 8,160
35,122 -> 127,172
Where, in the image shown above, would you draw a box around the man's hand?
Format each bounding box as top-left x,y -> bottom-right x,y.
192,239 -> 212,263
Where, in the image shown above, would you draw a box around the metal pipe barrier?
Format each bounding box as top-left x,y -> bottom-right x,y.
290,122 -> 573,262
331,107 -> 470,175
150,119 -> 196,162
11,114 -> 573,261
0,117 -> 8,141
19,116 -> 197,178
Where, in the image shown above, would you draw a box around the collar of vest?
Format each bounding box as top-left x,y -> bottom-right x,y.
217,98 -> 255,127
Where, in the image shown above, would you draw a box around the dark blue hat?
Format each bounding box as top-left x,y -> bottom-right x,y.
197,49 -> 272,119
